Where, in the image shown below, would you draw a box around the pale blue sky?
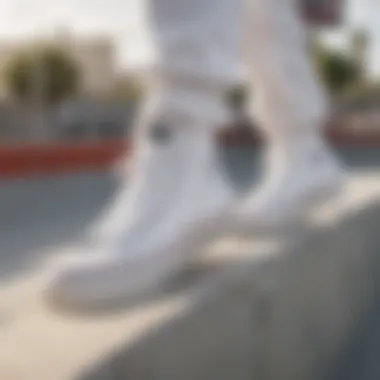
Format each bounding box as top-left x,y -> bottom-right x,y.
0,0 -> 379,76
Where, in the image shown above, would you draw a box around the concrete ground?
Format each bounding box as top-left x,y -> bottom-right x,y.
1,147 -> 380,380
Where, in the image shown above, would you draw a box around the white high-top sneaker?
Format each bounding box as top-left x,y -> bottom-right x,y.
235,134 -> 346,232
46,123 -> 235,308
88,132 -> 185,245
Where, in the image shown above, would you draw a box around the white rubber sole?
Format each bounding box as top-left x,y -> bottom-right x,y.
226,168 -> 347,236
46,195 -> 235,312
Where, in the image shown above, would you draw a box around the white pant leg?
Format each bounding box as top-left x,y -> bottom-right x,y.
245,0 -> 329,141
145,0 -> 242,128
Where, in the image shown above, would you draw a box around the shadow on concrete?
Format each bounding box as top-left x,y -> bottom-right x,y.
74,201 -> 380,380
330,297 -> 380,380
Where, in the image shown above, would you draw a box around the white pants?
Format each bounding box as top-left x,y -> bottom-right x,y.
145,0 -> 328,139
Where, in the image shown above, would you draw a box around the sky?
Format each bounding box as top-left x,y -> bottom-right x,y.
0,0 -> 379,76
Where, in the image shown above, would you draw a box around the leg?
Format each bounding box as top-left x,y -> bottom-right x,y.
91,0 -> 243,242
245,0 -> 328,141
238,0 -> 345,229
47,0 -> 242,307
143,0 -> 242,128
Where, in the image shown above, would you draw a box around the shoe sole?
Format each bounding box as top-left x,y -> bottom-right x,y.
226,171 -> 346,237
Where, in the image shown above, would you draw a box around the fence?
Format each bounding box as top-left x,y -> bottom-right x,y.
0,99 -> 137,145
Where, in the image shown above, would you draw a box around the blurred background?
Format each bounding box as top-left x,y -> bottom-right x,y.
1,2 -> 380,379
0,0 -> 378,144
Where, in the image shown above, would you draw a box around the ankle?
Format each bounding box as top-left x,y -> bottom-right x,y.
142,81 -> 229,129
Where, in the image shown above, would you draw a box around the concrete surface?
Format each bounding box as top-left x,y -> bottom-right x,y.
0,148 -> 380,380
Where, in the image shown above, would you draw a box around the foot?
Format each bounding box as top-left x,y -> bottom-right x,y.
88,126 -> 186,244
235,135 -> 346,232
46,124 -> 235,308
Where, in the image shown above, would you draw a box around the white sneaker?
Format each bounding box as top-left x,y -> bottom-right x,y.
46,124 -> 235,308
235,135 -> 346,232
88,134 -> 185,245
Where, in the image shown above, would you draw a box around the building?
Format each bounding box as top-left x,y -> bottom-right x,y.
51,29 -> 118,97
0,29 -> 118,99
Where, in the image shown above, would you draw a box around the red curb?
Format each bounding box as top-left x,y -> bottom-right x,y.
220,125 -> 380,148
0,141 -> 129,179
0,126 -> 379,179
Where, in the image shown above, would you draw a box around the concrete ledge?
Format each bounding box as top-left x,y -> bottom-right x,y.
1,174 -> 380,380
78,200 -> 380,380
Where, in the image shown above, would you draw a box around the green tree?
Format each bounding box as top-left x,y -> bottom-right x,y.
318,50 -> 360,94
4,46 -> 81,104
309,35 -> 361,95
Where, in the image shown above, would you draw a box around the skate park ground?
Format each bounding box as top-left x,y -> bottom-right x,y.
1,146 -> 380,380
